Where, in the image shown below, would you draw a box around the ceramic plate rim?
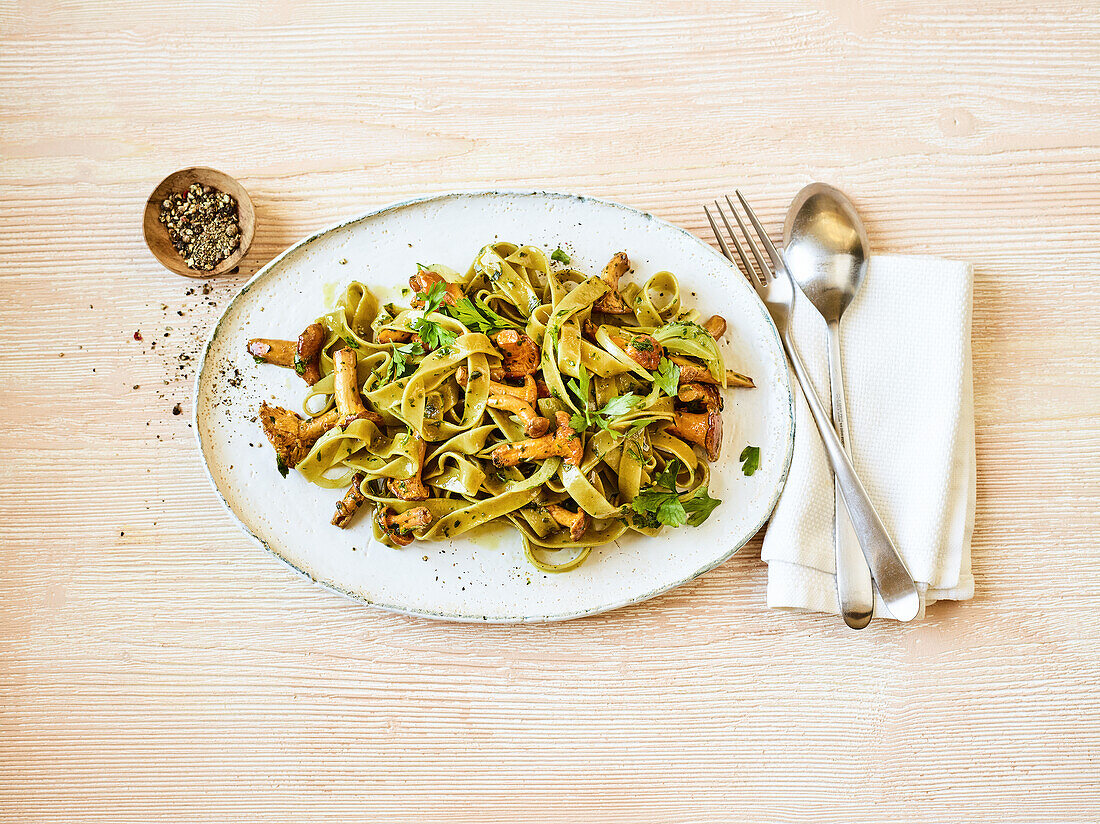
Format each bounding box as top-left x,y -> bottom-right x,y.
192,189 -> 795,622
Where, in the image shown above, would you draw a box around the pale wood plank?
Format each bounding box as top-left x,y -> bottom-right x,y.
1,1 -> 1098,822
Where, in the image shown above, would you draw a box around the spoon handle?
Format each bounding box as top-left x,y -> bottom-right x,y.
781,329 -> 921,622
826,321 -> 874,629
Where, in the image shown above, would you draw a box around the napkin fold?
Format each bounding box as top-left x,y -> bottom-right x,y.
762,255 -> 975,620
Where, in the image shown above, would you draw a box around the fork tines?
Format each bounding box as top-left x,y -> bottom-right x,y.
704,192 -> 786,287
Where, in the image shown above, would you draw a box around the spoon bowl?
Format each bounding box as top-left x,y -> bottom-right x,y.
783,183 -> 869,322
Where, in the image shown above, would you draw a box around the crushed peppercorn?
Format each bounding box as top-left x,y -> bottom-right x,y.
159,183 -> 241,270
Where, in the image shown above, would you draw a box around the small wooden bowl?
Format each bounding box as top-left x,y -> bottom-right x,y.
143,167 -> 255,278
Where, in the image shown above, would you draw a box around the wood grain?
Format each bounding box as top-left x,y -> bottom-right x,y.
1,1 -> 1098,822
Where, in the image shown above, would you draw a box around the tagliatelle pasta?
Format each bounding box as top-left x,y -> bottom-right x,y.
249,243 -> 755,572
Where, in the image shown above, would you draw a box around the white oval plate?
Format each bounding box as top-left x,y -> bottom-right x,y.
195,191 -> 794,622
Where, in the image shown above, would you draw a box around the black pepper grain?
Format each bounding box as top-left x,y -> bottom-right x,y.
159,183 -> 241,270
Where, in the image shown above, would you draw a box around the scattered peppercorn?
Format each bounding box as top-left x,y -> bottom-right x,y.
159,183 -> 241,270
133,330 -> 143,341
172,404 -> 182,415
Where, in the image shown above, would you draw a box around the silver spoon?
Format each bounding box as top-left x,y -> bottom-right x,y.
783,183 -> 916,626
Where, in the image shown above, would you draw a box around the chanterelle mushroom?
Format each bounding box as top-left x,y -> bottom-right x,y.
457,365 -> 548,437
608,330 -> 663,371
247,338 -> 295,367
247,322 -> 326,385
332,473 -> 368,528
375,505 -> 434,547
668,355 -> 755,389
409,269 -> 462,307
702,315 -> 727,340
376,328 -> 415,345
546,503 -> 588,542
666,409 -> 723,462
455,366 -> 537,404
489,394 -> 550,437
388,435 -> 429,500
593,252 -> 632,314
491,330 -> 540,378
677,382 -> 723,412
333,348 -> 384,427
492,411 -> 582,468
259,401 -> 341,470
296,323 -> 325,384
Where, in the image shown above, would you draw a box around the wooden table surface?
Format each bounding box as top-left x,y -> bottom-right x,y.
2,2 -> 1098,822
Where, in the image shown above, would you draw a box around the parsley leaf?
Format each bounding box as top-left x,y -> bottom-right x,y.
657,496 -> 688,528
629,483 -> 686,529
740,445 -> 760,476
419,281 -> 448,314
654,458 -> 680,492
411,282 -> 458,352
385,341 -> 422,382
683,486 -> 721,526
621,417 -> 656,450
593,415 -> 617,435
652,357 -> 680,397
630,488 -> 672,523
567,363 -> 591,412
628,462 -> 719,530
293,357 -> 306,375
387,347 -> 407,382
551,247 -> 571,264
276,456 -> 289,478
445,296 -> 518,334
411,315 -> 456,352
341,335 -> 360,350
599,392 -> 641,419
567,369 -> 642,435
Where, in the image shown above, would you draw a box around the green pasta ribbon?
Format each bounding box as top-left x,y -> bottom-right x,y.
264,243 -> 751,569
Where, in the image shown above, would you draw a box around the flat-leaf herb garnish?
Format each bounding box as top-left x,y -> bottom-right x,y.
385,341 -> 422,382
628,458 -> 722,529
652,357 -> 680,397
683,487 -> 721,526
411,282 -> 458,353
567,364 -> 641,434
444,296 -> 519,334
551,247 -> 571,264
739,445 -> 760,476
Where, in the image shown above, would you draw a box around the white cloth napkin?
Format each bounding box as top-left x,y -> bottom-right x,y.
761,255 -> 976,619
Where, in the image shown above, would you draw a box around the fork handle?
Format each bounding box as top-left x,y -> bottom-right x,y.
782,329 -> 921,622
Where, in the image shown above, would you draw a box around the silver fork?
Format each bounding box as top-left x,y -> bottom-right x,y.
705,192 -> 920,623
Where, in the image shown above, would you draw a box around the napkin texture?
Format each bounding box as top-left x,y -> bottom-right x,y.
762,255 -> 975,619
